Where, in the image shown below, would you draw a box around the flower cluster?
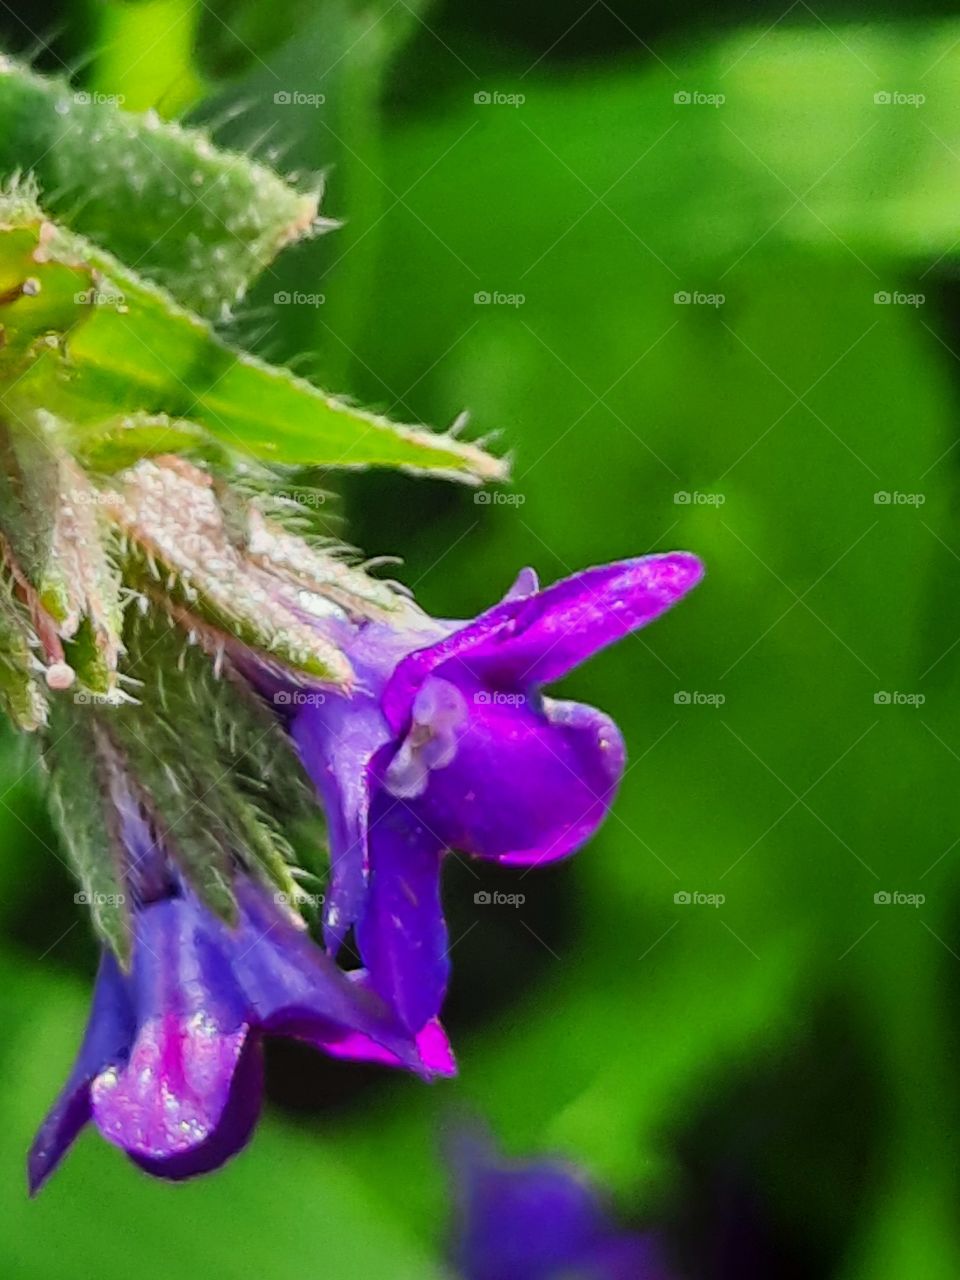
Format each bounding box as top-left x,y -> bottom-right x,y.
288,553 -> 704,1039
31,550 -> 702,1186
29,780 -> 453,1191
0,68 -> 705,1198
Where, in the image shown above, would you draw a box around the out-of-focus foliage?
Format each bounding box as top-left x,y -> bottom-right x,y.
1,4 -> 960,1280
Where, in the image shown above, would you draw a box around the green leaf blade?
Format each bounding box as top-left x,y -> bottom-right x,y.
0,56 -> 319,316
0,199 -> 507,481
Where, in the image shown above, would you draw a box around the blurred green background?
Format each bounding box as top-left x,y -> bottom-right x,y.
2,1 -> 960,1276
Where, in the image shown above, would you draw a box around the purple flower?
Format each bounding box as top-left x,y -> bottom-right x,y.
30,875 -> 452,1191
292,553 -> 703,1036
451,1133 -> 672,1280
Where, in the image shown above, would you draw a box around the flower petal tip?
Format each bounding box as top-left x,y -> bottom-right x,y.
90,1015 -> 252,1169
666,549 -> 705,591
27,1116 -> 73,1197
27,1152 -> 53,1199
416,1018 -> 457,1079
634,550 -> 705,600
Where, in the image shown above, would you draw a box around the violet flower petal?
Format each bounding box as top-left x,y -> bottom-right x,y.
501,566 -> 540,601
470,552 -> 704,690
454,1138 -> 611,1280
87,880 -> 432,1175
90,1021 -> 255,1174
125,1040 -> 264,1181
453,1134 -> 669,1280
28,955 -> 135,1194
230,879 -> 430,1075
306,1019 -> 455,1076
404,696 -> 625,866
383,553 -> 704,732
354,793 -> 448,1035
292,696 -> 389,954
296,972 -> 456,1077
89,896 -> 253,1172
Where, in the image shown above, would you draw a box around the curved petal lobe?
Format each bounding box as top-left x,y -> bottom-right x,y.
293,697 -> 388,954
230,879 -> 428,1074
355,793 -> 449,1035
88,896 -> 253,1173
383,553 -> 703,730
91,1017 -> 254,1173
127,1039 -> 264,1181
476,552 -> 704,689
299,974 -> 456,1078
408,696 -> 625,866
28,955 -> 135,1194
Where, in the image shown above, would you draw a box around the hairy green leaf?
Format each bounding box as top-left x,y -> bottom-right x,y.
0,55 -> 319,316
43,703 -> 133,962
0,571 -> 45,731
108,711 -> 239,923
113,457 -> 355,685
116,608 -> 323,909
0,195 -> 506,480
0,418 -> 123,692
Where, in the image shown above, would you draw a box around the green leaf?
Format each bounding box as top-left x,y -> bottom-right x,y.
70,411 -> 214,473
112,608 -> 324,915
109,709 -> 239,924
42,703 -> 133,963
0,194 -> 506,480
0,418 -> 124,693
113,456 -> 355,686
0,56 -> 318,316
0,572 -> 46,731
